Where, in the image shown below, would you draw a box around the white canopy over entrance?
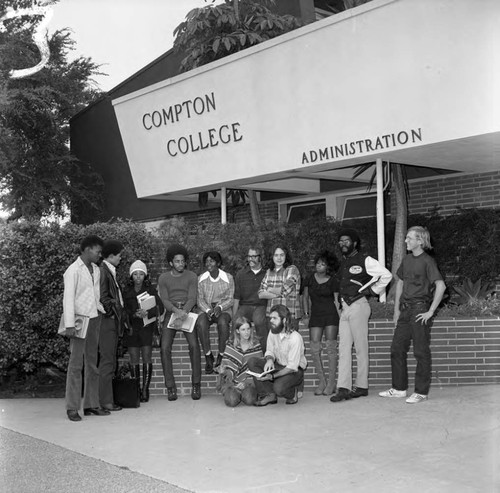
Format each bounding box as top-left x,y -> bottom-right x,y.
113,0 -> 499,201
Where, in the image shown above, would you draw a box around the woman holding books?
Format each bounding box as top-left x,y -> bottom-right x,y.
123,260 -> 164,402
218,317 -> 262,406
302,250 -> 340,396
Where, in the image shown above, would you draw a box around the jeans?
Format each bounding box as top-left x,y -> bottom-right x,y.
161,325 -> 201,387
391,305 -> 432,395
337,297 -> 371,390
65,316 -> 101,411
196,312 -> 231,355
247,357 -> 304,399
98,315 -> 119,407
235,305 -> 268,351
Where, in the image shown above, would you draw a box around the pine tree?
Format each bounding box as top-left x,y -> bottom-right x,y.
0,0 -> 104,220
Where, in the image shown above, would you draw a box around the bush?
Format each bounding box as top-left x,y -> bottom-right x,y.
0,220 -> 158,375
1,207 -> 498,376
156,216 -> 349,277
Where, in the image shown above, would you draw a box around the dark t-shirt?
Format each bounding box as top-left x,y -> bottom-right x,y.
397,252 -> 443,304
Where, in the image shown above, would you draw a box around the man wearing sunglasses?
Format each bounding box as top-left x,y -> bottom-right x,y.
233,247 -> 269,351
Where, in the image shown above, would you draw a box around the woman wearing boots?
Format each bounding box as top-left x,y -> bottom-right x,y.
123,260 -> 164,402
302,251 -> 340,396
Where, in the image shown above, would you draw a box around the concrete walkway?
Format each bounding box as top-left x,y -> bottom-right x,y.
1,386 -> 499,493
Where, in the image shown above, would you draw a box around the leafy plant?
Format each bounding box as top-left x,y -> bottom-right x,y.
173,0 -> 302,72
452,278 -> 496,305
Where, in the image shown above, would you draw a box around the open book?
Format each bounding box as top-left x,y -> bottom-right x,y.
58,314 -> 89,339
167,312 -> 198,333
245,368 -> 277,379
137,292 -> 157,326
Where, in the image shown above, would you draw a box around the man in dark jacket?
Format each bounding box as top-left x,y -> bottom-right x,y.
99,240 -> 125,412
232,246 -> 268,350
330,229 -> 392,402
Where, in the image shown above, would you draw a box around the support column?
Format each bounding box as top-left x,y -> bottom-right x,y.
376,158 -> 386,303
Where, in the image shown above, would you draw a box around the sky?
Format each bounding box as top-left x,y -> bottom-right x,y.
49,0 -> 213,91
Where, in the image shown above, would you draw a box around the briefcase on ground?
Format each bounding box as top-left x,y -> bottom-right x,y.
113,364 -> 140,408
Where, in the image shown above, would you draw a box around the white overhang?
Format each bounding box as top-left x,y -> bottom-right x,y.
112,0 -> 500,199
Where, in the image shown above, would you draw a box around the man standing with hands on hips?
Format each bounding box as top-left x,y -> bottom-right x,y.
379,226 -> 445,404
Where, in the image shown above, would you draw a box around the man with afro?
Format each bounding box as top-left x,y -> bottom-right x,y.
158,244 -> 202,401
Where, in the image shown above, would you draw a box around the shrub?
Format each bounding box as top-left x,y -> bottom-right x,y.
0,220 -> 158,375
452,278 -> 496,305
1,207 -> 498,376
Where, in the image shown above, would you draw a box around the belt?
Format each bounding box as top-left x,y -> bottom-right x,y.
401,302 -> 429,310
341,294 -> 366,306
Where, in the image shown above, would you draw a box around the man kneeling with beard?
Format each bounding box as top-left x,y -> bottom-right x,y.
247,304 -> 307,406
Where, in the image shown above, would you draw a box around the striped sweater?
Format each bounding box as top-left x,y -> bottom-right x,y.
221,341 -> 263,383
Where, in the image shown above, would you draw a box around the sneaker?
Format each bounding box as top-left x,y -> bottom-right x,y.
379,388 -> 407,398
330,387 -> 352,402
191,383 -> 201,400
350,386 -> 368,398
205,353 -> 215,374
167,387 -> 178,401
406,392 -> 428,404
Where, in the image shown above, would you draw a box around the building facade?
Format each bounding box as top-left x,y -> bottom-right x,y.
70,0 -> 500,226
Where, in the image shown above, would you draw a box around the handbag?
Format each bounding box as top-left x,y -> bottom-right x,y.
112,363 -> 140,408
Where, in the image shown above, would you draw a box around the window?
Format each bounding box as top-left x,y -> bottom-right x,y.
286,200 -> 326,223
339,193 -> 391,220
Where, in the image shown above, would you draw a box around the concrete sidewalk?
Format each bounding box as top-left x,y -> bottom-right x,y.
1,386 -> 499,493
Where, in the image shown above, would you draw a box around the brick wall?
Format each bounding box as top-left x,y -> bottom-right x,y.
404,170 -> 500,216
179,201 -> 278,229
148,316 -> 500,397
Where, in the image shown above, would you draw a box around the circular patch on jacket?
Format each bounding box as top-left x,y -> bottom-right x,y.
349,265 -> 363,274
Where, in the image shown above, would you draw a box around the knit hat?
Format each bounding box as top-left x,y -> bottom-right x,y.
129,260 -> 148,277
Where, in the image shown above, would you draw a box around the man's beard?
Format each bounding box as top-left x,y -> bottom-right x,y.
342,244 -> 355,256
270,322 -> 283,334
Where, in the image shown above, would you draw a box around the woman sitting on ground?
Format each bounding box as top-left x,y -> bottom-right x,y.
123,260 -> 164,402
218,317 -> 263,407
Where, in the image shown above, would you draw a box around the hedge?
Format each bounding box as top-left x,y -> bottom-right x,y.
0,220 -> 158,374
1,208 -> 498,376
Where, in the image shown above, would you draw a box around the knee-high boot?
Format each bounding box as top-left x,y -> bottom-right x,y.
324,339 -> 338,395
310,341 -> 326,396
141,363 -> 152,402
132,364 -> 141,404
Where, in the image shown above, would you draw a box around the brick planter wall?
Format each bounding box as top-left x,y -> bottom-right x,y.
148,316 -> 500,397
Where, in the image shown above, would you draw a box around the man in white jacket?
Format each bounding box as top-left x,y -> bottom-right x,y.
63,235 -> 106,421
